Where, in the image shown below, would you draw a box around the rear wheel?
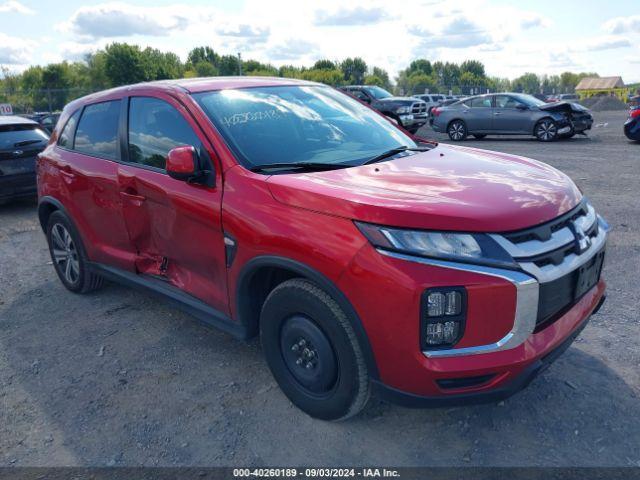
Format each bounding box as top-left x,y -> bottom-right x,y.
535,119 -> 558,142
46,211 -> 103,293
260,279 -> 370,420
447,120 -> 467,141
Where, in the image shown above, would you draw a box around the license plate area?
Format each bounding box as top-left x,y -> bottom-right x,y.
574,249 -> 605,300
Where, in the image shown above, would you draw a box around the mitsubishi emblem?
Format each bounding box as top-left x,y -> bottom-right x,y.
572,221 -> 591,254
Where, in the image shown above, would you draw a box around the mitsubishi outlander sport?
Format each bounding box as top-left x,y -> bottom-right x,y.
37,77 -> 608,420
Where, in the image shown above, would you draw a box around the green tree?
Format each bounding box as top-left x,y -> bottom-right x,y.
313,59 -> 336,70
141,48 -> 183,80
187,46 -> 219,67
218,55 -> 241,76
408,59 -> 432,76
340,57 -> 367,84
512,72 -> 541,93
460,60 -> 485,78
103,43 -> 146,86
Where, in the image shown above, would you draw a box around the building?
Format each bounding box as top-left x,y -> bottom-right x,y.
575,76 -> 629,101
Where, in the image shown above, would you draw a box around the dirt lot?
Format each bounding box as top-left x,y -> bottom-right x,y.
1,110 -> 639,467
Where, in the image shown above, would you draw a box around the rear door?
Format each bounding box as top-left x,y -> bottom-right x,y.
462,95 -> 493,131
117,94 -> 228,313
49,100 -> 135,270
493,95 -> 531,133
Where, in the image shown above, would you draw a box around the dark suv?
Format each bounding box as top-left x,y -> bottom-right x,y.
340,85 -> 428,133
1,115 -> 49,204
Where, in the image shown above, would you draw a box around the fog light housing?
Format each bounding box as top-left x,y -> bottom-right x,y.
421,287 -> 466,349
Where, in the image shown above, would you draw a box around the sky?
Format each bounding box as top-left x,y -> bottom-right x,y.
1,0 -> 639,83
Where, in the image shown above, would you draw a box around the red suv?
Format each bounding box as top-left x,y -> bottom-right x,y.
37,77 -> 608,420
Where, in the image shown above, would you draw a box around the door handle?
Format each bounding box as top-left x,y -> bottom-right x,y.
494,112 -> 502,116
120,190 -> 146,206
59,165 -> 75,179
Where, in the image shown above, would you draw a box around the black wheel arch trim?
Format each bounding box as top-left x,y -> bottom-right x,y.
38,196 -> 67,232
236,255 -> 380,380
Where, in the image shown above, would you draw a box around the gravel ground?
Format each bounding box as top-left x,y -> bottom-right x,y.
0,110 -> 639,467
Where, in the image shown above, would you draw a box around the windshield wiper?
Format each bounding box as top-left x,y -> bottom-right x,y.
14,139 -> 44,147
249,162 -> 349,173
361,146 -> 431,166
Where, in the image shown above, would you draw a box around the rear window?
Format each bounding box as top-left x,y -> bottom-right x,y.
0,125 -> 49,150
74,100 -> 121,160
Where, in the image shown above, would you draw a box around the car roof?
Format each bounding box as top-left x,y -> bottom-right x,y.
0,115 -> 38,126
68,76 -> 324,109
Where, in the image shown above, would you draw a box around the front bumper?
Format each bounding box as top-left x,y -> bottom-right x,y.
373,296 -> 603,407
338,206 -> 608,401
399,114 -> 428,128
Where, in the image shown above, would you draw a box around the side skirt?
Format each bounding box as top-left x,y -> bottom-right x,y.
88,262 -> 248,340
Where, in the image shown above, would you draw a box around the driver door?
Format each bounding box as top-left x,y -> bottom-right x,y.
117,94 -> 229,314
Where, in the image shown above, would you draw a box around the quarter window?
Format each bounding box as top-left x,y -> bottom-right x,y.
74,101 -> 121,160
128,97 -> 201,170
58,110 -> 81,148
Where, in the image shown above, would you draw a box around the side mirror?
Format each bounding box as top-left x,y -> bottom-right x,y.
166,146 -> 197,181
515,103 -> 528,110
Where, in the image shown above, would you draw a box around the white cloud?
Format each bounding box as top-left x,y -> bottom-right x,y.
520,13 -> 550,29
58,2 -> 192,39
409,17 -> 493,48
267,39 -> 319,60
0,32 -> 36,64
314,6 -> 391,26
602,15 -> 640,34
0,0 -> 34,14
216,24 -> 270,43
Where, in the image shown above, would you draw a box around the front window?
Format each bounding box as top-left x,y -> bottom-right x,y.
363,86 -> 393,100
194,86 -> 415,170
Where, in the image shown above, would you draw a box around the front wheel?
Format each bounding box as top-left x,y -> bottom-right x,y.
448,120 -> 467,141
260,279 -> 370,421
535,119 -> 558,142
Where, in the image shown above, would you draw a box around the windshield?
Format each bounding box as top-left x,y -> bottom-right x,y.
364,86 -> 393,100
194,86 -> 415,169
0,125 -> 49,149
512,93 -> 547,108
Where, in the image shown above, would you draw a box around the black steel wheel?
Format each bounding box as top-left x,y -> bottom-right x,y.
260,279 -> 370,420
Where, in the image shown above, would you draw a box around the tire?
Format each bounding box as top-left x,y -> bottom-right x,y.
46,211 -> 104,293
260,278 -> 370,421
534,118 -> 558,142
447,120 -> 467,141
473,134 -> 486,139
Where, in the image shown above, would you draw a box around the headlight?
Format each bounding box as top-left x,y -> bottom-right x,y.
355,222 -> 516,268
397,106 -> 412,114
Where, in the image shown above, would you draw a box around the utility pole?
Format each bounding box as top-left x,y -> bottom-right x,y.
237,52 -> 242,76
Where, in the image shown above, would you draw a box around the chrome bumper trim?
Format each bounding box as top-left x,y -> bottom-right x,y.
377,250 -> 539,358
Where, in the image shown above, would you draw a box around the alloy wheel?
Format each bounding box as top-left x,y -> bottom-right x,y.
51,223 -> 80,284
537,120 -> 557,141
449,122 -> 465,140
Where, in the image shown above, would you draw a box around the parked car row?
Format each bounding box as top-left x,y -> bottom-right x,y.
430,92 -> 594,141
20,112 -> 61,133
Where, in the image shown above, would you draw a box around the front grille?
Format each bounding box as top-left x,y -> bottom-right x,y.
491,199 -> 606,330
412,102 -> 427,114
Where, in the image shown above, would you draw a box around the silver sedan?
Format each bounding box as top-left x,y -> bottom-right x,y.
430,93 -> 593,142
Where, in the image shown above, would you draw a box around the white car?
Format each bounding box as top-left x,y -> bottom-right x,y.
412,94 -> 446,114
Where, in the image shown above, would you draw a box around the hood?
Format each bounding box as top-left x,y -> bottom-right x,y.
539,101 -> 589,114
266,144 -> 582,232
377,96 -> 417,105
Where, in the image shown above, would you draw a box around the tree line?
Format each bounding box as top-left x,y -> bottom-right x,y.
396,59 -> 598,96
0,42 -> 600,112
